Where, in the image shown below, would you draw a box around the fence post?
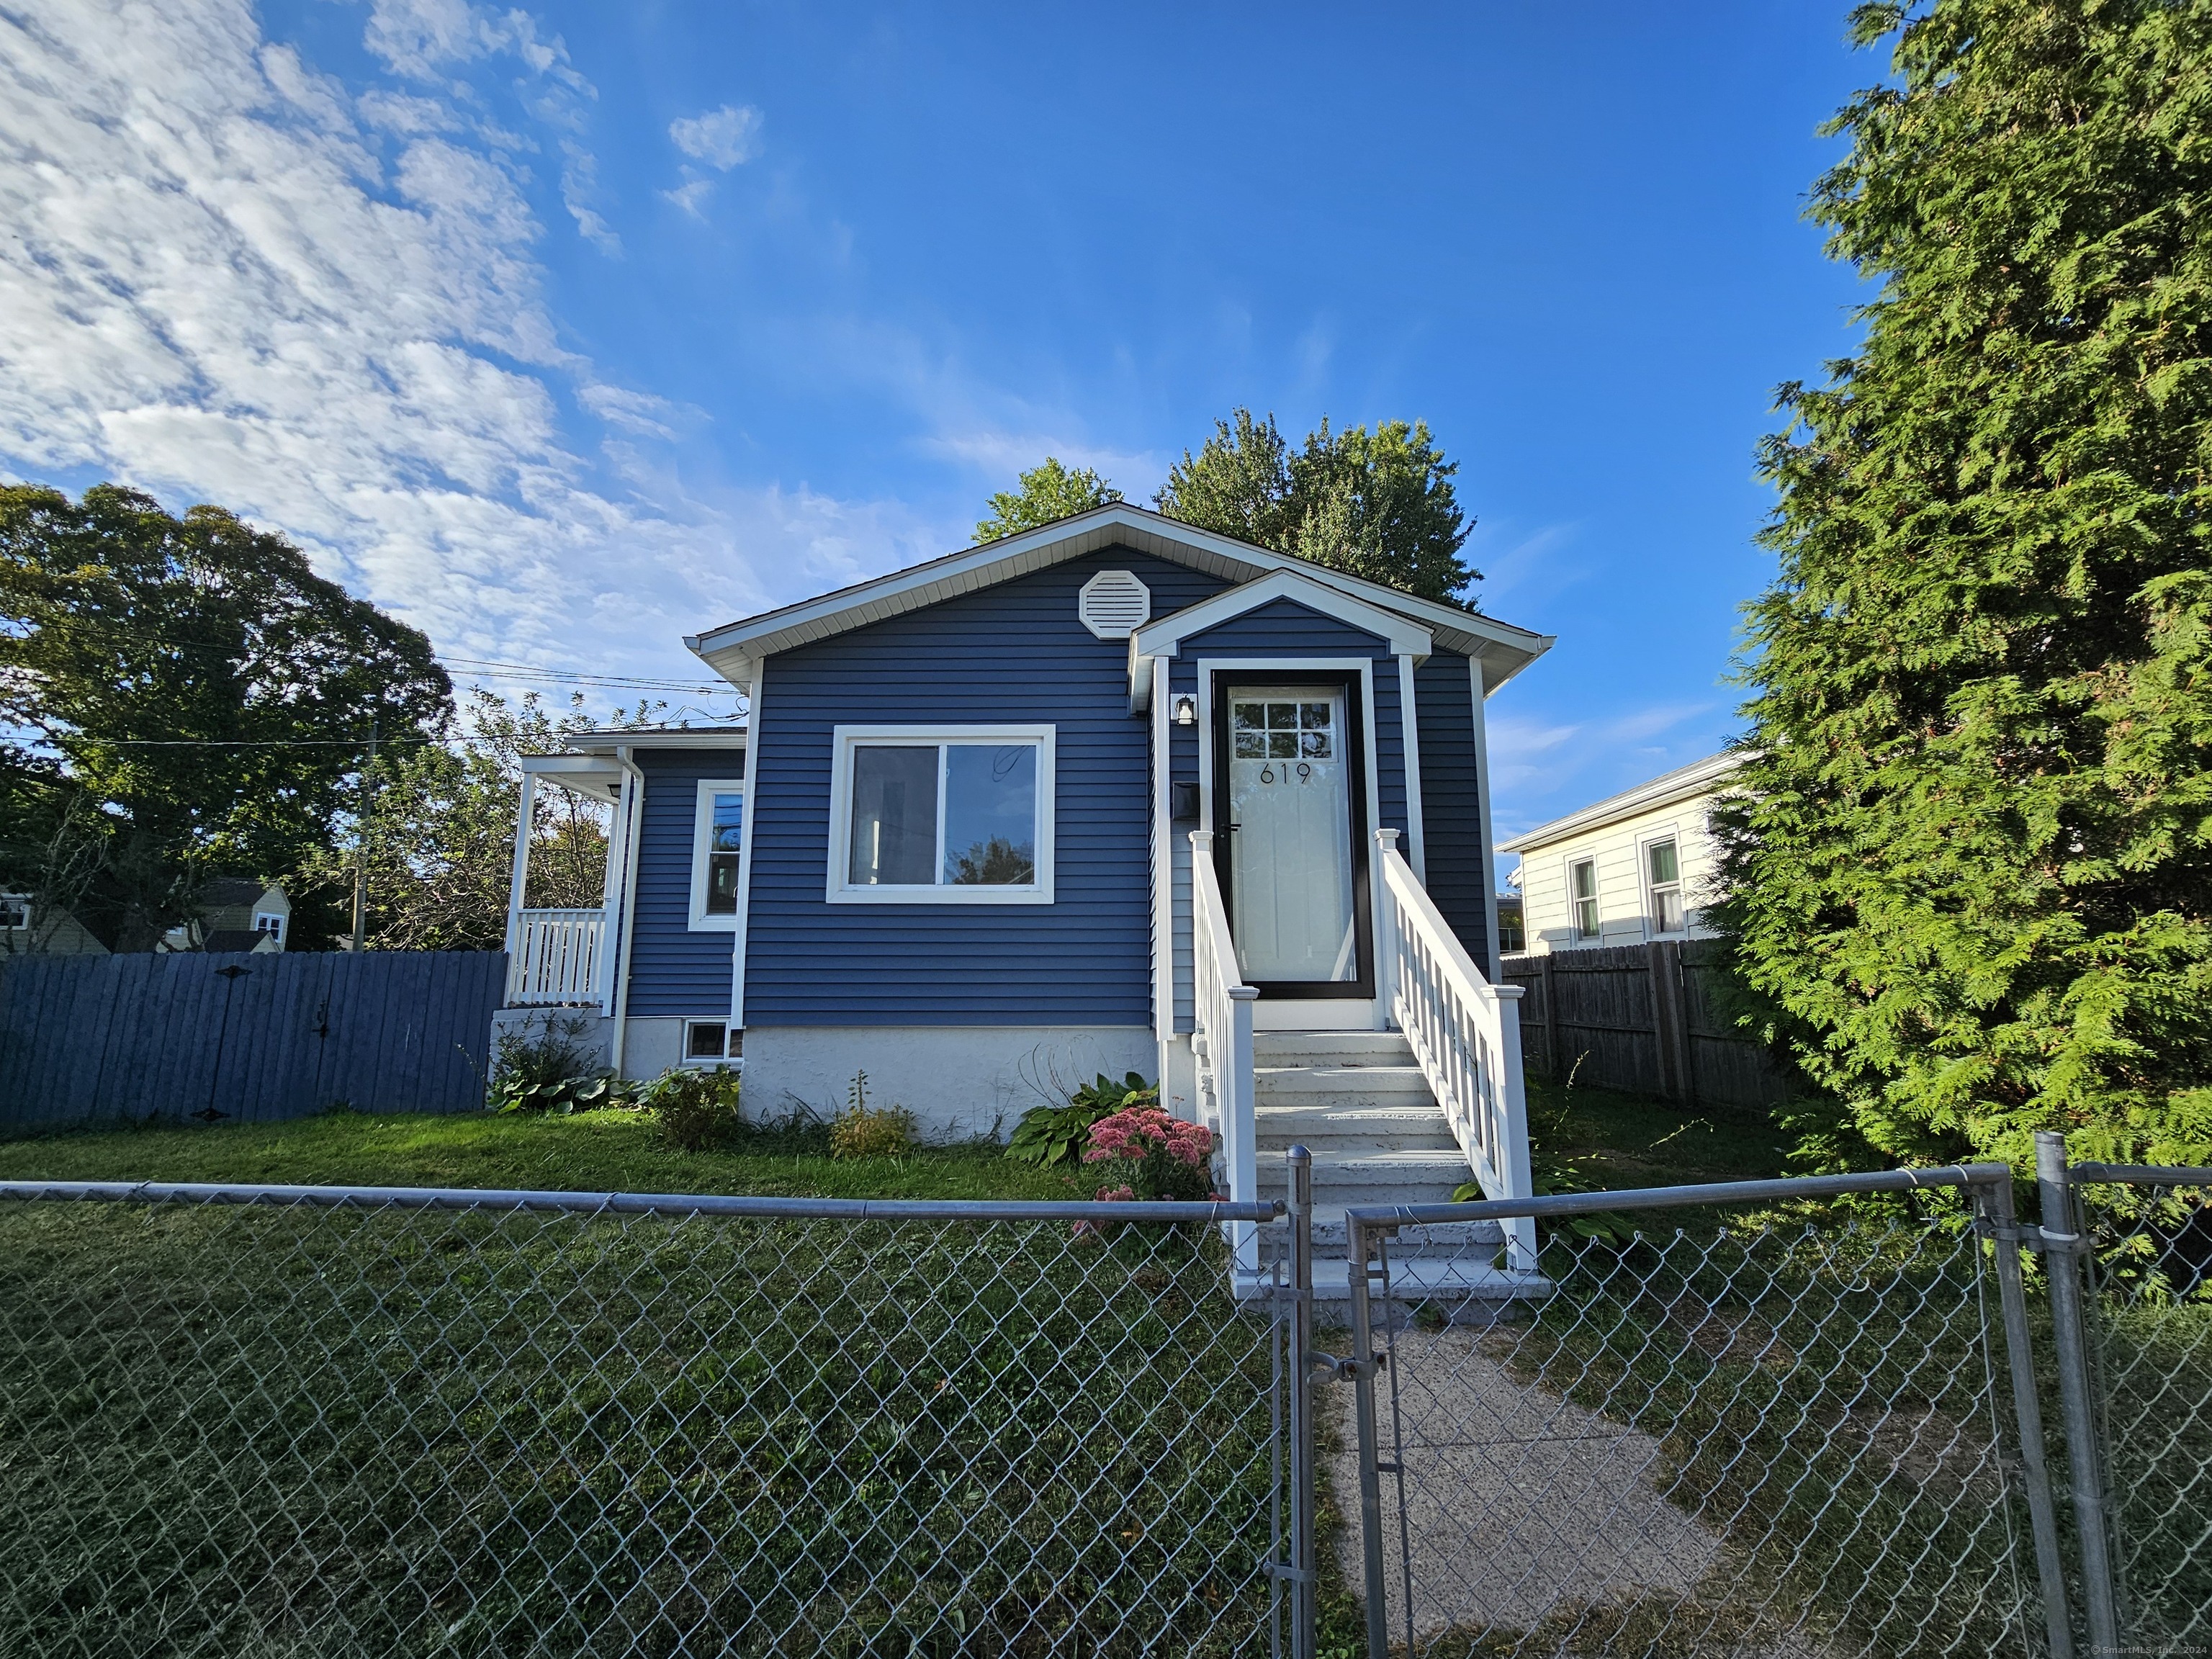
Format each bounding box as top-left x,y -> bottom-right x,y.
1977,1166 -> 2075,1658
2035,1132 -> 2122,1657
1285,1146 -> 1316,1659
1345,1217 -> 1391,1659
1537,953 -> 1558,1079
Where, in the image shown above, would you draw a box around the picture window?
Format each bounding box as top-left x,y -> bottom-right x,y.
828,727 -> 1055,904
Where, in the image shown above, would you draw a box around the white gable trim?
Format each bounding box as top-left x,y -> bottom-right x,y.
1133,568 -> 1431,660
685,503 -> 1548,688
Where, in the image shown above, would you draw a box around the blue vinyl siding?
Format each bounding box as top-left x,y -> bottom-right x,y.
1412,652 -> 1493,974
742,547 -> 1227,1027
624,750 -> 742,1018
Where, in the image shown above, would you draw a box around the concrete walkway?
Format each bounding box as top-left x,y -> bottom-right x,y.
1326,1326 -> 1812,1653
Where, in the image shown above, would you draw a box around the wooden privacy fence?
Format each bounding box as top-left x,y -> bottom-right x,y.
1501,940 -> 1801,1116
0,950 -> 506,1133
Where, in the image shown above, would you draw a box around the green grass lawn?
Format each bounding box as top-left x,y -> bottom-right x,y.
0,1107 -> 1091,1202
1521,1075 -> 1797,1190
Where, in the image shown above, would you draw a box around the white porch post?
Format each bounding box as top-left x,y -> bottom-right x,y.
1493,983 -> 1538,1271
503,769 -> 537,968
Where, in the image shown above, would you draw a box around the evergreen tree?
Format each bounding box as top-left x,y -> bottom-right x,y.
974,458 -> 1121,543
1718,0 -> 2212,1168
1154,410 -> 1480,605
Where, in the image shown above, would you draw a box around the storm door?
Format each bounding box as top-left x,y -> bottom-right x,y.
1211,673 -> 1373,999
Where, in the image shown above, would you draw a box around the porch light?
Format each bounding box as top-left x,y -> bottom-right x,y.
1172,696 -> 1197,727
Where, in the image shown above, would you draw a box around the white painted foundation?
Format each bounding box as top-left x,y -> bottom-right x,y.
739,1025 -> 1156,1142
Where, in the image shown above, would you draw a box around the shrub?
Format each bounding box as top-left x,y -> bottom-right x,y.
828,1071 -> 917,1159
1007,1071 -> 1158,1167
488,1015 -> 631,1115
1082,1105 -> 1215,1204
642,1067 -> 743,1153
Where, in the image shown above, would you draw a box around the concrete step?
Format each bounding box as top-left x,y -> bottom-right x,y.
1252,1030 -> 1416,1068
1254,1064 -> 1435,1106
1254,1104 -> 1459,1150
1256,1146 -> 1474,1195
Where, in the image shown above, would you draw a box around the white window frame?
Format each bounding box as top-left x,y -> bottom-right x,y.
681,1017 -> 742,1066
0,894 -> 29,931
825,724 -> 1056,905
1640,827 -> 1686,940
1568,856 -> 1601,940
689,779 -> 747,932
253,911 -> 284,942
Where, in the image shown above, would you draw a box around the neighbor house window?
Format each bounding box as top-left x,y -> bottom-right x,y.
1646,838 -> 1684,935
253,912 -> 284,943
0,894 -> 28,931
689,781 -> 747,930
1570,859 -> 1599,939
827,726 -> 1056,904
683,1020 -> 740,1063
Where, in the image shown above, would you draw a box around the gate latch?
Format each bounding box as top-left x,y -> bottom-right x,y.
1310,1351 -> 1384,1382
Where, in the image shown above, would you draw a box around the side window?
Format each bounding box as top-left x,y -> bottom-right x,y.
1570,859 -> 1599,939
690,781 -> 747,930
253,912 -> 284,943
0,894 -> 29,931
1647,839 -> 1683,935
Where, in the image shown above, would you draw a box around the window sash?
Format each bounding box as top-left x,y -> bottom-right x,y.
688,779 -> 747,931
1570,860 -> 1599,938
827,727 -> 1055,905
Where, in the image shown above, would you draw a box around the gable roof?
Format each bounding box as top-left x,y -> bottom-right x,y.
686,503 -> 1552,696
1496,750 -> 1748,855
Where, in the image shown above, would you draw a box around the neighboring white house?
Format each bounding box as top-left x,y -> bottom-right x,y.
1498,751 -> 1745,953
160,878 -> 292,953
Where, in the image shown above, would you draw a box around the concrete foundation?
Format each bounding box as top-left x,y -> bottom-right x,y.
737,1025 -> 1156,1141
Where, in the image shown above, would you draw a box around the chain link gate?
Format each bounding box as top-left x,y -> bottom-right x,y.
2042,1138 -> 2212,1659
0,1181 -> 1313,1658
1341,1166 -> 2074,1658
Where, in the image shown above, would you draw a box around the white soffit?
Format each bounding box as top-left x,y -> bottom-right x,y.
687,503 -> 1553,691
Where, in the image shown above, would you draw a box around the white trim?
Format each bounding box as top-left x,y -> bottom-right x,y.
1395,652 -> 1427,883
1196,655 -> 1385,1028
1133,567 -> 1432,662
608,749 -> 645,1064
688,778 -> 748,931
727,671 -> 765,1028
1150,655 -> 1173,1048
1635,821 -> 1689,942
503,769 -> 537,960
1468,652 -> 1503,974
1497,750 -> 1747,855
688,503 -> 1548,692
824,724 -> 1057,905
680,1017 -> 741,1066
1566,851 -> 1603,942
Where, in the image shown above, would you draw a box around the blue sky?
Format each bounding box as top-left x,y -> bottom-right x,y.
0,0 -> 1877,845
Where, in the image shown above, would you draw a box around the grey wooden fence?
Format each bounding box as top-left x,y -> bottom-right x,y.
1501,940 -> 1802,1115
0,950 -> 506,1133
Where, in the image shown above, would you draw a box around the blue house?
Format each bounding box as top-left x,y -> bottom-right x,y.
500,505 -> 1552,1267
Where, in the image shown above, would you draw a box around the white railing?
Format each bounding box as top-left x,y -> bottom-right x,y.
1189,831 -> 1260,1277
1375,829 -> 1539,1270
507,908 -> 609,1008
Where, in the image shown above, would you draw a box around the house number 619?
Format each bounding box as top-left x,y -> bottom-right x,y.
1257,764 -> 1316,784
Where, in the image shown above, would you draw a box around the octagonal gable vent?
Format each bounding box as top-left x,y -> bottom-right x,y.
1078,569 -> 1151,639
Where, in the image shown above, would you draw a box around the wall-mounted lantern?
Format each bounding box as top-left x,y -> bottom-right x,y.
1172,695 -> 1197,727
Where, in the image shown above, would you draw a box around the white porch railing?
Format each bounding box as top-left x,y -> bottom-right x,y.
1375,829 -> 1539,1270
1189,831 -> 1260,1276
507,908 -> 609,1008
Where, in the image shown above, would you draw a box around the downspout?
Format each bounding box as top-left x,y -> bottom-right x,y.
606,747 -> 647,1076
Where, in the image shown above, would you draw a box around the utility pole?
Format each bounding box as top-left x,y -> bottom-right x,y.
350,711 -> 377,952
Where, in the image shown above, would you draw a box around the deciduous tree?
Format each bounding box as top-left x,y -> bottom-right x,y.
974,459 -> 1122,543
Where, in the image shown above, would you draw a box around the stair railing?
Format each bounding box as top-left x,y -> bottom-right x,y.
1189,831 -> 1260,1277
1375,828 -> 1539,1270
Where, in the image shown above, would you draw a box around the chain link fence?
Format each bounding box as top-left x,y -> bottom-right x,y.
2062,1155 -> 2212,1658
1341,1166 -> 2070,1658
0,1184 -> 1292,1658
3,1150 -> 2206,1659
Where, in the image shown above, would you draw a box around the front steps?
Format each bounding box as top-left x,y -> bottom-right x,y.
1244,1030 -> 1538,1303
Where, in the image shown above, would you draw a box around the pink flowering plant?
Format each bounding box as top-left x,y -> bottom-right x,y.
1082,1105 -> 1217,1205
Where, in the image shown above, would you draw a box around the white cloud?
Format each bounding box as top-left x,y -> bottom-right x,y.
0,0 -> 936,692
660,176 -> 716,219
670,104 -> 763,171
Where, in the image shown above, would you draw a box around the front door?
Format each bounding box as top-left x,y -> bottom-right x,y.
1212,673 -> 1373,999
